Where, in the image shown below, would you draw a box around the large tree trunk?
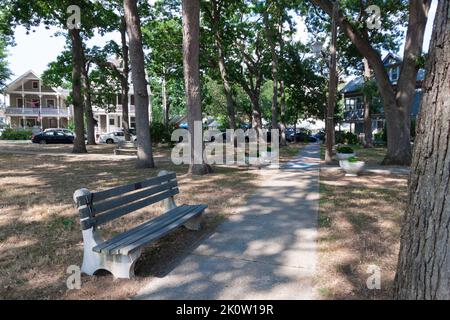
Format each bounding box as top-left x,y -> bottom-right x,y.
124,0 -> 154,168
394,0 -> 450,299
182,0 -> 212,175
311,0 -> 431,166
217,42 -> 236,130
363,58 -> 373,148
250,94 -> 263,134
82,70 -> 96,145
279,79 -> 287,146
69,29 -> 87,154
263,9 -> 279,131
324,1 -> 338,164
120,16 -> 131,142
81,55 -> 96,146
162,69 -> 169,127
211,0 -> 236,130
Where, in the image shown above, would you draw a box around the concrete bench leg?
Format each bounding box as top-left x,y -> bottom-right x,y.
81,228 -> 141,279
184,214 -> 202,231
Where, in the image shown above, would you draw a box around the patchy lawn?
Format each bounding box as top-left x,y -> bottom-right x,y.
316,169 -> 408,299
0,144 -> 269,299
320,144 -> 388,166
0,141 -> 304,300
0,141 -> 173,158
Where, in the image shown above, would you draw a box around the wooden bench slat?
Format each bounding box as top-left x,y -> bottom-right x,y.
92,188 -> 179,227
94,205 -> 196,254
118,205 -> 207,255
78,180 -> 178,218
75,172 -> 176,206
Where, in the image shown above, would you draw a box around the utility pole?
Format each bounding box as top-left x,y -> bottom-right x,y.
325,0 -> 339,164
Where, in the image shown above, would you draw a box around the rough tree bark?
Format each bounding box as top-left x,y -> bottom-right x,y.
210,0 -> 236,130
81,59 -> 96,146
70,28 -> 87,154
162,67 -> 169,128
311,0 -> 431,166
124,0 -> 154,168
394,0 -> 450,299
263,8 -> 279,131
324,1 -> 338,164
120,15 -> 131,142
182,0 -> 212,175
279,79 -> 287,146
363,58 -> 373,148
237,42 -> 264,136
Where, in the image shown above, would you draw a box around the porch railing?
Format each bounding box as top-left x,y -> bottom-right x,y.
4,107 -> 70,117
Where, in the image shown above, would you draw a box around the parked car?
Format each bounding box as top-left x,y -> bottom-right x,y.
313,131 -> 326,142
32,130 -> 75,144
98,131 -> 137,144
288,132 -> 317,143
44,128 -> 74,136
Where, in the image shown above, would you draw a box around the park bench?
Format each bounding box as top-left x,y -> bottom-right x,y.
114,140 -> 138,155
73,171 -> 207,279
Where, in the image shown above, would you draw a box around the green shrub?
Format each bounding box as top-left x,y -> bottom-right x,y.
1,128 -> 33,140
335,131 -> 358,145
149,122 -> 174,144
347,156 -> 360,163
344,132 -> 358,145
336,145 -> 354,154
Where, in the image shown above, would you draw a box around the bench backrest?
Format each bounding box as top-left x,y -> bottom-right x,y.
117,140 -> 137,149
74,172 -> 179,230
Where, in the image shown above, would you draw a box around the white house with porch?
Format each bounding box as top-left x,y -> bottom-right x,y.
2,71 -> 146,137
2,70 -> 71,130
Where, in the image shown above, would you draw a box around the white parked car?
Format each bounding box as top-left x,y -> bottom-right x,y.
98,131 -> 137,144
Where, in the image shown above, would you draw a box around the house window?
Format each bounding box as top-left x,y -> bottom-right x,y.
17,98 -> 24,108
30,99 -> 40,108
130,117 -> 136,129
345,98 -> 353,111
109,118 -> 115,126
46,99 -> 55,108
32,81 -> 39,89
390,67 -> 399,82
130,95 -> 135,105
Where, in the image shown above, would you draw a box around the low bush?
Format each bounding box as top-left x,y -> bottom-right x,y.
149,122 -> 175,144
347,156 -> 360,163
335,131 -> 358,145
1,128 -> 33,140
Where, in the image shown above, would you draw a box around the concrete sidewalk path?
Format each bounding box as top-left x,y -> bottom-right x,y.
136,143 -> 320,300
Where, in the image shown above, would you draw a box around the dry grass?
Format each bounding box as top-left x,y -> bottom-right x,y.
0,144 -> 266,300
316,169 -> 408,299
320,144 -> 388,166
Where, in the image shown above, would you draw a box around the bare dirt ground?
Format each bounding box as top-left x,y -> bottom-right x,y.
0,142 -> 302,300
316,169 -> 408,299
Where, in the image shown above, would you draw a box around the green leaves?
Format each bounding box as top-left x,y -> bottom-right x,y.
0,38 -> 12,92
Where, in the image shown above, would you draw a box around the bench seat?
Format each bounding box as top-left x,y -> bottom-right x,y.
93,204 -> 207,255
73,171 -> 207,279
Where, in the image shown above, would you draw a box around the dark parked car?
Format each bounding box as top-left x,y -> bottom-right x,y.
288,132 -> 317,143
313,131 -> 325,142
32,130 -> 75,144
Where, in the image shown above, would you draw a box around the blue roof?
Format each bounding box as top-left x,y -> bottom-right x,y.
341,77 -> 365,93
342,69 -> 425,94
